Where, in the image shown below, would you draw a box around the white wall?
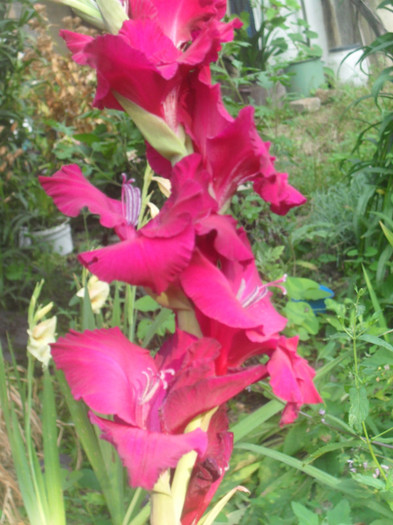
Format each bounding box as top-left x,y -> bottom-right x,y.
303,0 -> 329,63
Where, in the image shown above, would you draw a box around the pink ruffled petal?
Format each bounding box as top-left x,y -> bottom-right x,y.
90,414 -> 208,490
39,164 -> 124,229
152,0 -> 220,47
254,172 -> 307,215
162,364 -> 267,433
63,28 -> 176,114
267,337 -> 322,424
79,222 -> 194,293
51,328 -> 155,426
59,30 -> 94,64
196,215 -> 252,262
180,250 -> 286,331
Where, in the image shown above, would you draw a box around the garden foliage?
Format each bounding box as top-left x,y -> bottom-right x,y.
2,1 -> 393,524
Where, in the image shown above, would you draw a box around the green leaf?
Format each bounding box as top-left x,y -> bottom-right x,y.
134,295 -> 160,312
81,285 -> 96,331
327,499 -> 351,525
285,276 -> 331,301
352,473 -> 385,490
232,400 -> 283,443
380,221 -> 393,247
291,502 -> 319,525
349,386 -> 369,431
42,368 -> 66,525
359,334 -> 393,352
284,301 -> 319,335
362,265 -> 388,334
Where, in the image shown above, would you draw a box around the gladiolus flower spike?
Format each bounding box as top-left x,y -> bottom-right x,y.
39,0 -> 322,522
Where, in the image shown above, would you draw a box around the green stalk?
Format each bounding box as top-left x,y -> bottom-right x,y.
128,503 -> 150,525
25,354 -> 49,524
125,285 -> 137,342
150,471 -> 178,525
56,369 -> 124,525
42,366 -> 66,525
122,487 -> 145,525
351,308 -> 387,481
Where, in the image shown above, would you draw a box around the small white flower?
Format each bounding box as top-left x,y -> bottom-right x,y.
77,275 -> 110,314
27,316 -> 57,367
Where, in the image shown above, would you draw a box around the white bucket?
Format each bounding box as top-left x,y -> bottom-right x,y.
19,220 -> 73,255
328,45 -> 369,86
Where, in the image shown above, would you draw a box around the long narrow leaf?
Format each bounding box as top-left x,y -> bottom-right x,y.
236,443 -> 392,518
42,367 -> 66,525
56,369 -> 123,525
362,265 -> 388,335
232,400 -> 283,443
380,221 -> 393,247
0,345 -> 45,524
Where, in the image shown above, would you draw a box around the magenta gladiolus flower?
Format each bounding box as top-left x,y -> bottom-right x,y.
60,1 -> 240,131
40,160 -> 211,293
181,76 -> 306,214
180,248 -> 287,334
148,75 -> 306,214
51,327 -> 266,488
40,157 -> 253,293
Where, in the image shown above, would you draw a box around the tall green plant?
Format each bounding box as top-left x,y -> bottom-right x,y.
346,0 -> 393,305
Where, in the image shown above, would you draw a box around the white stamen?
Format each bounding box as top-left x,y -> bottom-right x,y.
139,367 -> 175,404
121,174 -> 141,226
237,274 -> 287,309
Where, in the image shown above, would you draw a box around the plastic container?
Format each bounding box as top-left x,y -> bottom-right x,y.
286,58 -> 325,97
19,220 -> 73,255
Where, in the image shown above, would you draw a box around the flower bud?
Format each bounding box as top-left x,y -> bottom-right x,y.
27,316 -> 57,367
34,302 -> 54,324
77,275 -> 110,314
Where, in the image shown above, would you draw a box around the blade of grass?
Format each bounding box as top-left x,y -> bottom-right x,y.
128,502 -> 150,525
362,264 -> 388,338
232,400 -> 283,443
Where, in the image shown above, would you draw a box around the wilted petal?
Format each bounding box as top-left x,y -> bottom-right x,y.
182,407 -> 233,525
90,414 -> 208,490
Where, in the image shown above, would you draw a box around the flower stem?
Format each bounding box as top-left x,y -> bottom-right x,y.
170,408 -> 218,522
150,471 -> 179,525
